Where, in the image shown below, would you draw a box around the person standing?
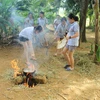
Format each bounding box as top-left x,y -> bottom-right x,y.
37,11 -> 48,29
37,12 -> 48,46
54,15 -> 61,30
24,12 -> 34,28
54,17 -> 68,56
62,13 -> 80,71
19,26 -> 43,66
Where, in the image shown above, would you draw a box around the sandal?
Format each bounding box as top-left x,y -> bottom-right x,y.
30,55 -> 37,60
64,65 -> 71,69
66,67 -> 74,71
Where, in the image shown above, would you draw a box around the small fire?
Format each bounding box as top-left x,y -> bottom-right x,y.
11,59 -> 20,78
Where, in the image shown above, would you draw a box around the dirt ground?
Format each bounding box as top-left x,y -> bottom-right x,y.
0,30 -> 100,100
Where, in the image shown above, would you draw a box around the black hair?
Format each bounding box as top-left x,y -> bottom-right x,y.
74,16 -> 79,21
68,13 -> 75,20
40,11 -> 44,15
35,25 -> 42,32
61,17 -> 67,22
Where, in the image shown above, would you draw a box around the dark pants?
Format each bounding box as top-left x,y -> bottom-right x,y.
19,36 -> 29,42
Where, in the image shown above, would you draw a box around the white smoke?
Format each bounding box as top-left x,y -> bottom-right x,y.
10,7 -> 25,30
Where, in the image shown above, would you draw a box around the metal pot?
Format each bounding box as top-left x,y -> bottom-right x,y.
23,68 -> 36,77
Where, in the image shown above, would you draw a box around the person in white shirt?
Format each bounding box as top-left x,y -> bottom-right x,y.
62,14 -> 80,71
19,26 -> 43,66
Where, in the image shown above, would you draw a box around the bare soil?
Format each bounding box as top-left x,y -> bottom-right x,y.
0,30 -> 100,100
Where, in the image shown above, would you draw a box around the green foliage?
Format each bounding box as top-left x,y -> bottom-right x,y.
0,0 -> 20,43
0,0 -> 99,43
0,0 -> 14,19
63,0 -> 80,15
0,0 -> 14,36
89,43 -> 94,55
96,46 -> 100,62
0,17 -> 11,34
15,0 -> 32,11
0,0 -> 59,38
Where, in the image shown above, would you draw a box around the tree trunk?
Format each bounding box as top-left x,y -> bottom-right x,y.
93,0 -> 99,61
79,0 -> 89,42
89,16 -> 92,27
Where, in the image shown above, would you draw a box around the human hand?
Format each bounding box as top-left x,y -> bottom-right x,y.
66,36 -> 69,40
54,36 -> 57,40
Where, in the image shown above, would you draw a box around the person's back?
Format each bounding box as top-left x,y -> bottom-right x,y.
19,25 -> 43,66
19,27 -> 34,40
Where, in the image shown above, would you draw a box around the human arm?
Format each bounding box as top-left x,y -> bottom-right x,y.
45,18 -> 48,25
37,18 -> 39,25
24,18 -> 29,24
66,32 -> 79,40
54,25 -> 60,39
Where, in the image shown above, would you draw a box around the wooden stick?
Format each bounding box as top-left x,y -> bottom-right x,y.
58,93 -> 68,100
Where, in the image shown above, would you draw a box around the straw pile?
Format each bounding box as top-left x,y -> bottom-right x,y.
74,52 -> 97,75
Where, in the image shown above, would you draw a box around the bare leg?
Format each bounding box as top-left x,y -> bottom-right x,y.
44,37 -> 48,46
55,38 -> 61,56
27,41 -> 36,60
68,51 -> 75,69
21,42 -> 29,63
62,47 -> 71,65
44,33 -> 49,46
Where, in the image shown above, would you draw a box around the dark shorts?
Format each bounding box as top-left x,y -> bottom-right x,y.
19,36 -> 29,42
65,32 -> 68,36
66,45 -> 77,52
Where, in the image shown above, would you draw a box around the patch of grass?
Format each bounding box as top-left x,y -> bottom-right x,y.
75,52 -> 97,76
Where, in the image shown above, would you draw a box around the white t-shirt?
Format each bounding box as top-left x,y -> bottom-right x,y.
67,22 -> 80,46
19,27 -> 34,40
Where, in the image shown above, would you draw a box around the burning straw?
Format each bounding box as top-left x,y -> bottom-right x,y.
11,59 -> 21,78
10,59 -> 47,88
